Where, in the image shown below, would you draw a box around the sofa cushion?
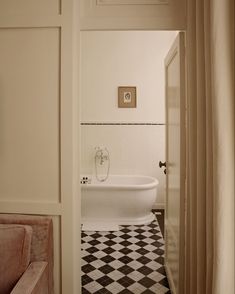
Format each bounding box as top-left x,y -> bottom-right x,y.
0,214 -> 54,294
0,224 -> 32,293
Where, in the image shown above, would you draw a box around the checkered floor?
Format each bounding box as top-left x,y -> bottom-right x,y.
81,212 -> 171,294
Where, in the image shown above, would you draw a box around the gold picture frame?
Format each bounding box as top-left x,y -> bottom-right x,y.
118,86 -> 137,108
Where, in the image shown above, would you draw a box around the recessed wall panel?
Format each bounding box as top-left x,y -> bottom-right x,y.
0,0 -> 60,16
0,28 -> 60,203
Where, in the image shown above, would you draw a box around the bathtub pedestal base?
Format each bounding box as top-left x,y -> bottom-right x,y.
81,212 -> 155,228
82,222 -> 120,232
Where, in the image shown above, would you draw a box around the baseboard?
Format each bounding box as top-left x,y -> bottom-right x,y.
152,202 -> 165,210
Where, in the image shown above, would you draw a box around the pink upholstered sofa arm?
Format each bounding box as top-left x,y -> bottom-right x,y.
11,262 -> 48,294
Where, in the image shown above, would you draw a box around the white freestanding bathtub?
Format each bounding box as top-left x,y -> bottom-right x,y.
81,175 -> 158,226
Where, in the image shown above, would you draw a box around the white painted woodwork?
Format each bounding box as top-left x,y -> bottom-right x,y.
0,1 -> 80,294
80,0 -> 186,30
0,28 -> 60,203
164,32 -> 186,294
0,0 -> 60,16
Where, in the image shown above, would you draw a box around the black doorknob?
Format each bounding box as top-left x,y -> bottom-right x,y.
159,161 -> 166,168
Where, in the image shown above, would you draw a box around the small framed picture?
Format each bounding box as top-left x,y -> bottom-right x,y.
118,86 -> 137,108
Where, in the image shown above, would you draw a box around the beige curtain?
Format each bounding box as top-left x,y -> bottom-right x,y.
186,0 -> 234,294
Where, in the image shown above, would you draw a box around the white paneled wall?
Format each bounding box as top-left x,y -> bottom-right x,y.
0,2 -> 80,293
81,31 -> 177,206
0,28 -> 60,202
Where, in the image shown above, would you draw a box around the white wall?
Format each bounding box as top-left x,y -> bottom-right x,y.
81,31 -> 177,207
0,2 -> 80,293
80,0 -> 186,31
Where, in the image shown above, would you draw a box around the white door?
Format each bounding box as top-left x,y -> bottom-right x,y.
164,32 -> 186,294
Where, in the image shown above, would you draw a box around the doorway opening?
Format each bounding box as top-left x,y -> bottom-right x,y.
80,30 -> 183,294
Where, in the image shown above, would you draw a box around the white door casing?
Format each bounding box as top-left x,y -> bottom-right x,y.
164,32 -> 186,294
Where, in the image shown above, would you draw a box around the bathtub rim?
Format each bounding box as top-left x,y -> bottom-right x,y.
81,174 -> 159,191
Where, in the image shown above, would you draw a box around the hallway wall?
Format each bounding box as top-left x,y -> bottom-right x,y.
0,2 -> 80,293
81,31 -> 177,206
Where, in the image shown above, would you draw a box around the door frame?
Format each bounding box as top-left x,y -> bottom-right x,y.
164,32 -> 186,294
78,29 -> 187,294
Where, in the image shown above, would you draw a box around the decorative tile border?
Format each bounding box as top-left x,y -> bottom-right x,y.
81,122 -> 165,126
97,0 -> 169,6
